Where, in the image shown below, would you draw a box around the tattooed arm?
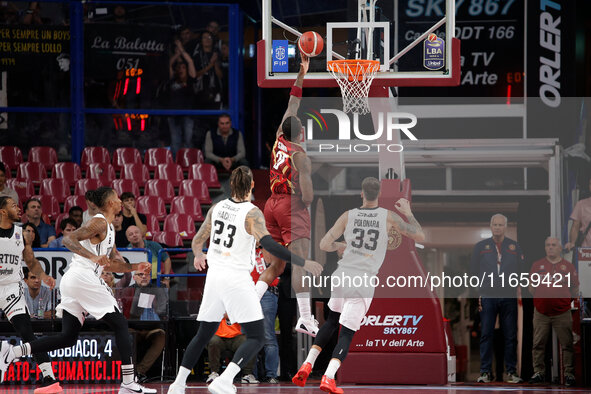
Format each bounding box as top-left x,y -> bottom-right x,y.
388,199 -> 425,242
22,231 -> 55,289
63,217 -> 110,266
192,204 -> 215,271
107,248 -> 151,275
245,207 -> 323,275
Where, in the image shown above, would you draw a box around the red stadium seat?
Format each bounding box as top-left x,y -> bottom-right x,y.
28,146 -> 58,169
171,196 -> 204,221
87,163 -> 116,185
81,147 -> 110,172
111,179 -> 140,198
64,195 -> 88,212
1,162 -> 11,178
54,213 -> 68,236
112,147 -> 142,172
179,179 -> 211,205
153,231 -> 183,247
51,162 -> 82,187
0,146 -> 23,169
6,179 -> 34,203
16,162 -> 47,185
163,213 -> 196,239
136,196 -> 167,221
189,163 -> 220,188
74,179 -> 103,196
144,148 -> 174,172
31,195 -> 60,220
144,179 -> 175,204
176,148 -> 204,170
144,214 -> 161,239
120,163 -> 151,187
40,178 -> 71,203
155,163 -> 184,187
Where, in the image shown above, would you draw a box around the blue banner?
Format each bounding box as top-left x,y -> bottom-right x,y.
272,40 -> 288,72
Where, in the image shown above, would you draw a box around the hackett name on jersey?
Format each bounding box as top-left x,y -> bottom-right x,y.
217,210 -> 237,223
0,253 -> 20,265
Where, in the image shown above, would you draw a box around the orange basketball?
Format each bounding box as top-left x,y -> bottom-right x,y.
298,31 -> 324,57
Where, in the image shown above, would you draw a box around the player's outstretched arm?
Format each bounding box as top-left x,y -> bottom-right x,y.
107,248 -> 151,275
245,207 -> 323,276
293,153 -> 314,207
276,55 -> 310,138
63,217 -> 111,266
22,231 -> 55,289
319,212 -> 348,254
191,204 -> 215,270
388,199 -> 425,242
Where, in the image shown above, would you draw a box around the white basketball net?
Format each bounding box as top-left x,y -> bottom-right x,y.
327,60 -> 380,115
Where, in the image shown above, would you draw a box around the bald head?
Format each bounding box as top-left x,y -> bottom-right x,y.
126,225 -> 143,247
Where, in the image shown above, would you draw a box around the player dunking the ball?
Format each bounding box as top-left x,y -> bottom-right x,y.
258,55 -> 319,336
168,166 -> 321,394
0,187 -> 155,394
292,177 -> 425,393
0,196 -> 61,393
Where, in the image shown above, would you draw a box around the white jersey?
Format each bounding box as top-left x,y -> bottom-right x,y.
207,199 -> 256,272
339,207 -> 389,277
69,213 -> 115,277
0,225 -> 24,285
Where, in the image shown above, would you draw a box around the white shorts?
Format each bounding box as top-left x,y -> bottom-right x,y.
56,267 -> 119,325
0,282 -> 28,320
197,268 -> 263,324
328,296 -> 373,332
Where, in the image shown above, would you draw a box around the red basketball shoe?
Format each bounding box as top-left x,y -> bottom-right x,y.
320,375 -> 343,394
292,362 -> 312,387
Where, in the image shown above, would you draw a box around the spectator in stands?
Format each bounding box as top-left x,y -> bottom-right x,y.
206,319 -> 258,384
48,218 -> 78,248
112,4 -> 126,23
21,2 -> 42,25
68,206 -> 83,227
120,192 -> 147,235
102,270 -> 131,290
22,223 -> 41,248
126,225 -> 171,288
166,39 -> 197,156
0,163 -> 18,204
23,198 -> 55,247
205,20 -> 222,51
565,179 -> 591,251
23,267 -> 53,319
204,114 -> 248,171
470,214 -> 524,384
113,210 -> 128,248
0,3 -> 19,24
101,271 -> 116,289
82,190 -> 99,225
178,26 -> 197,58
528,237 -> 579,386
128,270 -> 167,381
252,248 -> 280,384
194,31 -> 222,109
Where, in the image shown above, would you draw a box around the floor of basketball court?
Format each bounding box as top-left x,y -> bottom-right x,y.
2,382 -> 589,393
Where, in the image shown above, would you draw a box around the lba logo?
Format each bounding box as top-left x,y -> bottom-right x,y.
304,109 -> 418,152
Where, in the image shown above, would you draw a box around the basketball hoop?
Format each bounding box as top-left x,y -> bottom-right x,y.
327,59 -> 380,115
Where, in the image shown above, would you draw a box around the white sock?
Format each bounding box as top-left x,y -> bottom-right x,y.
304,347 -> 321,367
121,364 -> 134,385
174,366 -> 191,385
219,362 -> 241,381
39,362 -> 55,380
297,292 -> 311,320
255,281 -> 269,300
325,359 -> 341,379
13,343 -> 30,358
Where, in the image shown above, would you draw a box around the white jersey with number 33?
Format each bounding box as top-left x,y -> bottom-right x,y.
339,207 -> 389,277
208,199 -> 257,273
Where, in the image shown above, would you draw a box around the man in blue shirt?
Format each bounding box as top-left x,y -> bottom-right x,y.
470,214 -> 524,384
24,198 -> 55,247
126,225 -> 172,288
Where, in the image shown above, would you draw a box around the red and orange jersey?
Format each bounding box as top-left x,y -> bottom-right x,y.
269,134 -> 305,195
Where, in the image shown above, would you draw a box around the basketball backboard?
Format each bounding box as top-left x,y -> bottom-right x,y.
258,0 -> 460,88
